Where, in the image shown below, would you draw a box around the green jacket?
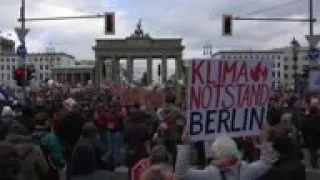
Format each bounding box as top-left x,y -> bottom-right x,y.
162,105 -> 185,141
41,132 -> 65,168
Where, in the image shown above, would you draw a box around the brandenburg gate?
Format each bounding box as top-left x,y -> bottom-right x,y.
93,21 -> 185,85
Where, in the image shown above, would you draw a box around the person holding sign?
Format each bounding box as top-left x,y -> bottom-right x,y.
175,125 -> 278,180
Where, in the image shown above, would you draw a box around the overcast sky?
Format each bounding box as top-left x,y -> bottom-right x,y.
0,0 -> 319,62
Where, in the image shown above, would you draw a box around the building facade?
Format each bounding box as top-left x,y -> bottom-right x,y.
0,52 -> 75,87
51,65 -> 94,86
214,47 -> 315,88
0,37 -> 15,54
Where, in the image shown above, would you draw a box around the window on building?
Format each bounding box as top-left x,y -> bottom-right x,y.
1,74 -> 4,80
284,56 -> 289,61
40,73 -> 43,80
277,55 -> 281,60
7,65 -> 10,70
277,62 -> 280,68
277,71 -> 281,78
272,71 -> 275,78
1,65 -> 4,70
45,65 -> 49,70
12,65 -> 15,70
284,74 -> 288,78
284,65 -> 288,70
12,58 -> 15,62
40,58 -> 43,62
304,56 -> 309,60
7,74 -> 10,80
7,58 -> 10,62
272,55 -> 275,60
292,65 -> 298,70
0,58 -> 3,62
34,58 -> 38,62
40,65 -> 43,70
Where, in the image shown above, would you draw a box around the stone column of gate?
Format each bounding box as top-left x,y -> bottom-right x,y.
175,55 -> 183,80
115,58 -> 121,83
147,57 -> 153,85
111,57 -> 120,83
161,55 -> 168,83
127,57 -> 134,83
94,57 -> 102,86
71,73 -> 75,85
80,73 -> 84,86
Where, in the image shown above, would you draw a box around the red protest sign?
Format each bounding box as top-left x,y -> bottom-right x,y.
143,90 -> 164,108
131,158 -> 150,180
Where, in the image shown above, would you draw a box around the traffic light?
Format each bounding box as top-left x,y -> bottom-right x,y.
13,68 -> 25,86
302,67 -> 309,79
157,64 -> 161,76
222,14 -> 232,36
26,66 -> 36,80
105,12 -> 115,35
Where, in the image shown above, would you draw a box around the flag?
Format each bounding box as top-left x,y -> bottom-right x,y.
0,87 -> 8,100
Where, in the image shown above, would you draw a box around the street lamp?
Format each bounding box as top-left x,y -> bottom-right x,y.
290,38 -> 300,92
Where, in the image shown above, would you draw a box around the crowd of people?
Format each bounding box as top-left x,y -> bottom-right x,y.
0,85 -> 318,180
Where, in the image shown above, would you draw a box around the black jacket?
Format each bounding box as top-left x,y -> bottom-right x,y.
258,156 -> 305,180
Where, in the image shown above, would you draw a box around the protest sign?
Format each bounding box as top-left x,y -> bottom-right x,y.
187,59 -> 272,141
309,71 -> 320,91
119,89 -> 164,107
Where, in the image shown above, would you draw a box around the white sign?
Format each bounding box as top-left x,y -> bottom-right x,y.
306,35 -> 320,47
308,71 -> 320,91
187,59 -> 273,141
14,27 -> 29,43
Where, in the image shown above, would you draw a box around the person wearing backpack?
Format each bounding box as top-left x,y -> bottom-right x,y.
6,122 -> 48,180
158,93 -> 185,169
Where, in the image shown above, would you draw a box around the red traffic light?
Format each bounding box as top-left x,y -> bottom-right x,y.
105,12 -> 115,35
15,68 -> 24,76
222,14 -> 233,36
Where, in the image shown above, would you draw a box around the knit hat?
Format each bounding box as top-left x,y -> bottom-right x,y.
82,122 -> 98,137
63,98 -> 77,111
211,136 -> 239,160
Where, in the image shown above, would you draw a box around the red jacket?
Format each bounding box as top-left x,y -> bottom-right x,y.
104,112 -> 121,131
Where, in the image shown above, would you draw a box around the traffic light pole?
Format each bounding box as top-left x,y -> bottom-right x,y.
232,0 -> 316,49
20,0 -> 27,104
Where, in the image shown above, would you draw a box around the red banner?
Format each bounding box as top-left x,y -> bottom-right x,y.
119,89 -> 164,107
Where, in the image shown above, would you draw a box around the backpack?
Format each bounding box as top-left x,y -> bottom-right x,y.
18,146 -> 45,180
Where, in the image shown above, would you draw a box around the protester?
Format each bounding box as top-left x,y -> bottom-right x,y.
77,122 -> 108,170
175,128 -> 278,180
301,105 -> 320,169
0,142 -> 22,180
58,98 -> 85,159
5,122 -> 48,180
31,112 -> 51,145
158,93 -> 185,168
140,164 -> 176,180
0,106 -> 14,140
69,142 -> 113,180
104,103 -> 123,168
258,131 -> 305,180
124,111 -> 154,179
